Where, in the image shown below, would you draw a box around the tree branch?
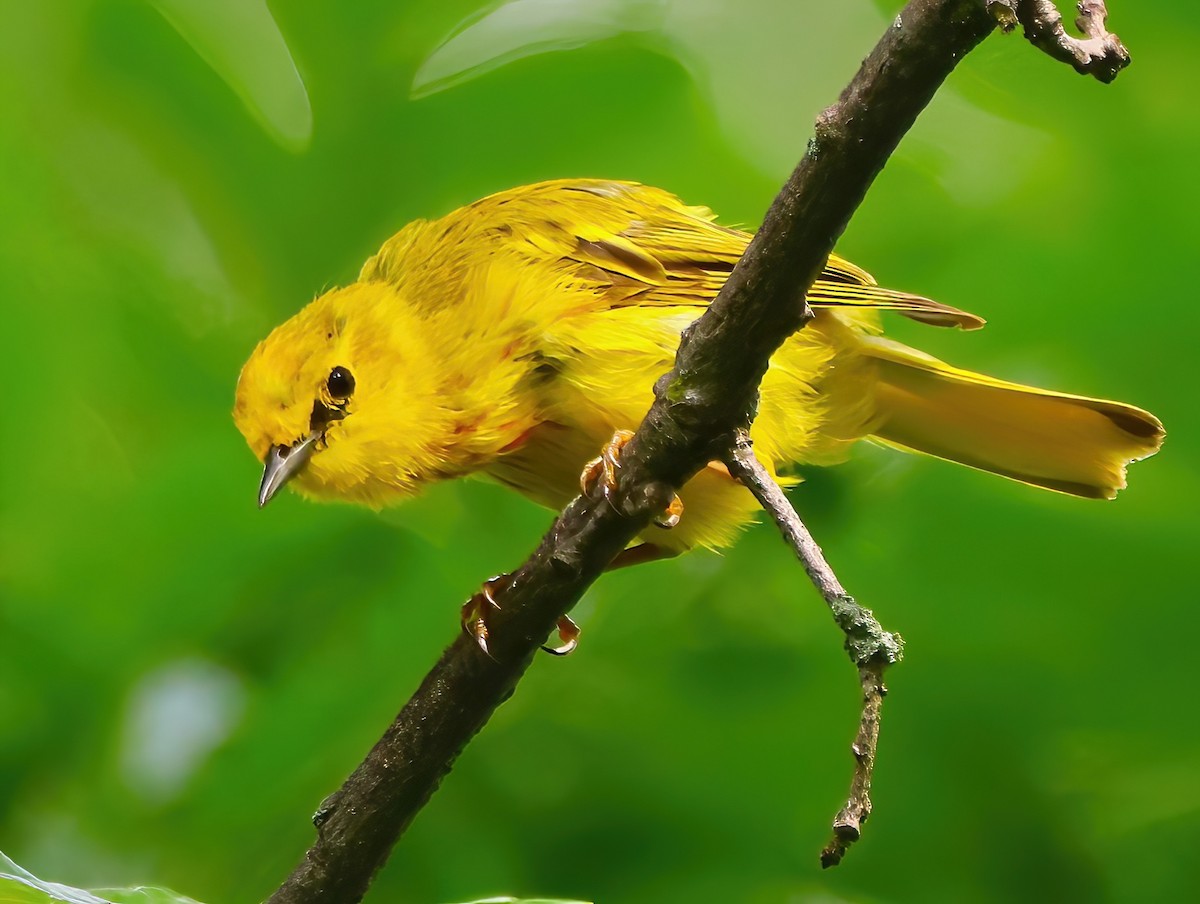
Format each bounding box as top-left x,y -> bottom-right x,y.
265,0 -> 1119,899
988,1 -> 1130,82
722,433 -> 902,867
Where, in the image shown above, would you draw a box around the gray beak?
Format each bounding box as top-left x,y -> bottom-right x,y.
258,433 -> 319,508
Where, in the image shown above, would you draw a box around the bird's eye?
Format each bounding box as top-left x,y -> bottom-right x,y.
327,366 -> 355,399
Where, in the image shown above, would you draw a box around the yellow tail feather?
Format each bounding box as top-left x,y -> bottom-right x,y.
863,338 -> 1164,499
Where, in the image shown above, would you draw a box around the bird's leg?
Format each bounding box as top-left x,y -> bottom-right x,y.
533,545 -> 676,655
580,429 -> 684,528
461,574 -> 580,657
540,545 -> 676,653
463,433 -> 685,660
606,542 -> 678,571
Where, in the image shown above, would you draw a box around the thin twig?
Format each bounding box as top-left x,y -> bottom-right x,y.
989,1 -> 1130,82
724,432 -> 902,866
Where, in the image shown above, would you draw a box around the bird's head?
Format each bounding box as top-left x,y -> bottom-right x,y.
233,282 -> 438,508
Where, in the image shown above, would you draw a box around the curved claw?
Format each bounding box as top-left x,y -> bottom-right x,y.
541,615 -> 580,656
580,429 -> 684,529
580,429 -> 635,499
461,575 -> 506,660
654,493 -> 684,529
462,577 -> 581,659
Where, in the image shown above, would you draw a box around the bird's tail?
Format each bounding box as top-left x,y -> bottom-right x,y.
862,337 -> 1164,498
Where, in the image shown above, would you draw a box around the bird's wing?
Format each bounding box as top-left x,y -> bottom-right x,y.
360,179 -> 984,330
518,180 -> 986,331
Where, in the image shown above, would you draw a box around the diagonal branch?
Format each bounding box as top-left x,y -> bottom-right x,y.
265,1 -> 1128,899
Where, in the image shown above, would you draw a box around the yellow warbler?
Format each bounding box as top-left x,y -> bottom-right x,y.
234,180 -> 1163,559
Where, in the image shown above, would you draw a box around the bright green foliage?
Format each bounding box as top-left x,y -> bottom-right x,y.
1,2 -> 1197,904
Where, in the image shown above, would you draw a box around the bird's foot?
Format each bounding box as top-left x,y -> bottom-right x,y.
461,575 -> 505,660
544,613 -> 580,656
580,429 -> 683,529
461,574 -> 581,657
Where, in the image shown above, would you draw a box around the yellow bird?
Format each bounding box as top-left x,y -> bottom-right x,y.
234,180 -> 1163,645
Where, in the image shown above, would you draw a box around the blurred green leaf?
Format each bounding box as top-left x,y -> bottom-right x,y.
95,891 -> 202,904
148,0 -> 312,151
0,853 -> 199,904
412,0 -> 1041,202
412,0 -> 665,98
449,899 -> 591,904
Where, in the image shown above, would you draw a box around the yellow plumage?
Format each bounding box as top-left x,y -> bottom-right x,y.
233,179 -> 1163,553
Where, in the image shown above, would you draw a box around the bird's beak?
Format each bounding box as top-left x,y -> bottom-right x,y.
258,433 -> 319,508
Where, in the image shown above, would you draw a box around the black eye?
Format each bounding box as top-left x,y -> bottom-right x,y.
327,366 -> 355,399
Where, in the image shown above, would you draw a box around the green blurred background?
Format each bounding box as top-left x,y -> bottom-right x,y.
2,1 -> 1197,902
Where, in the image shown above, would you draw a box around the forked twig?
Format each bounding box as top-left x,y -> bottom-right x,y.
724,432 -> 902,867
988,0 -> 1130,82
